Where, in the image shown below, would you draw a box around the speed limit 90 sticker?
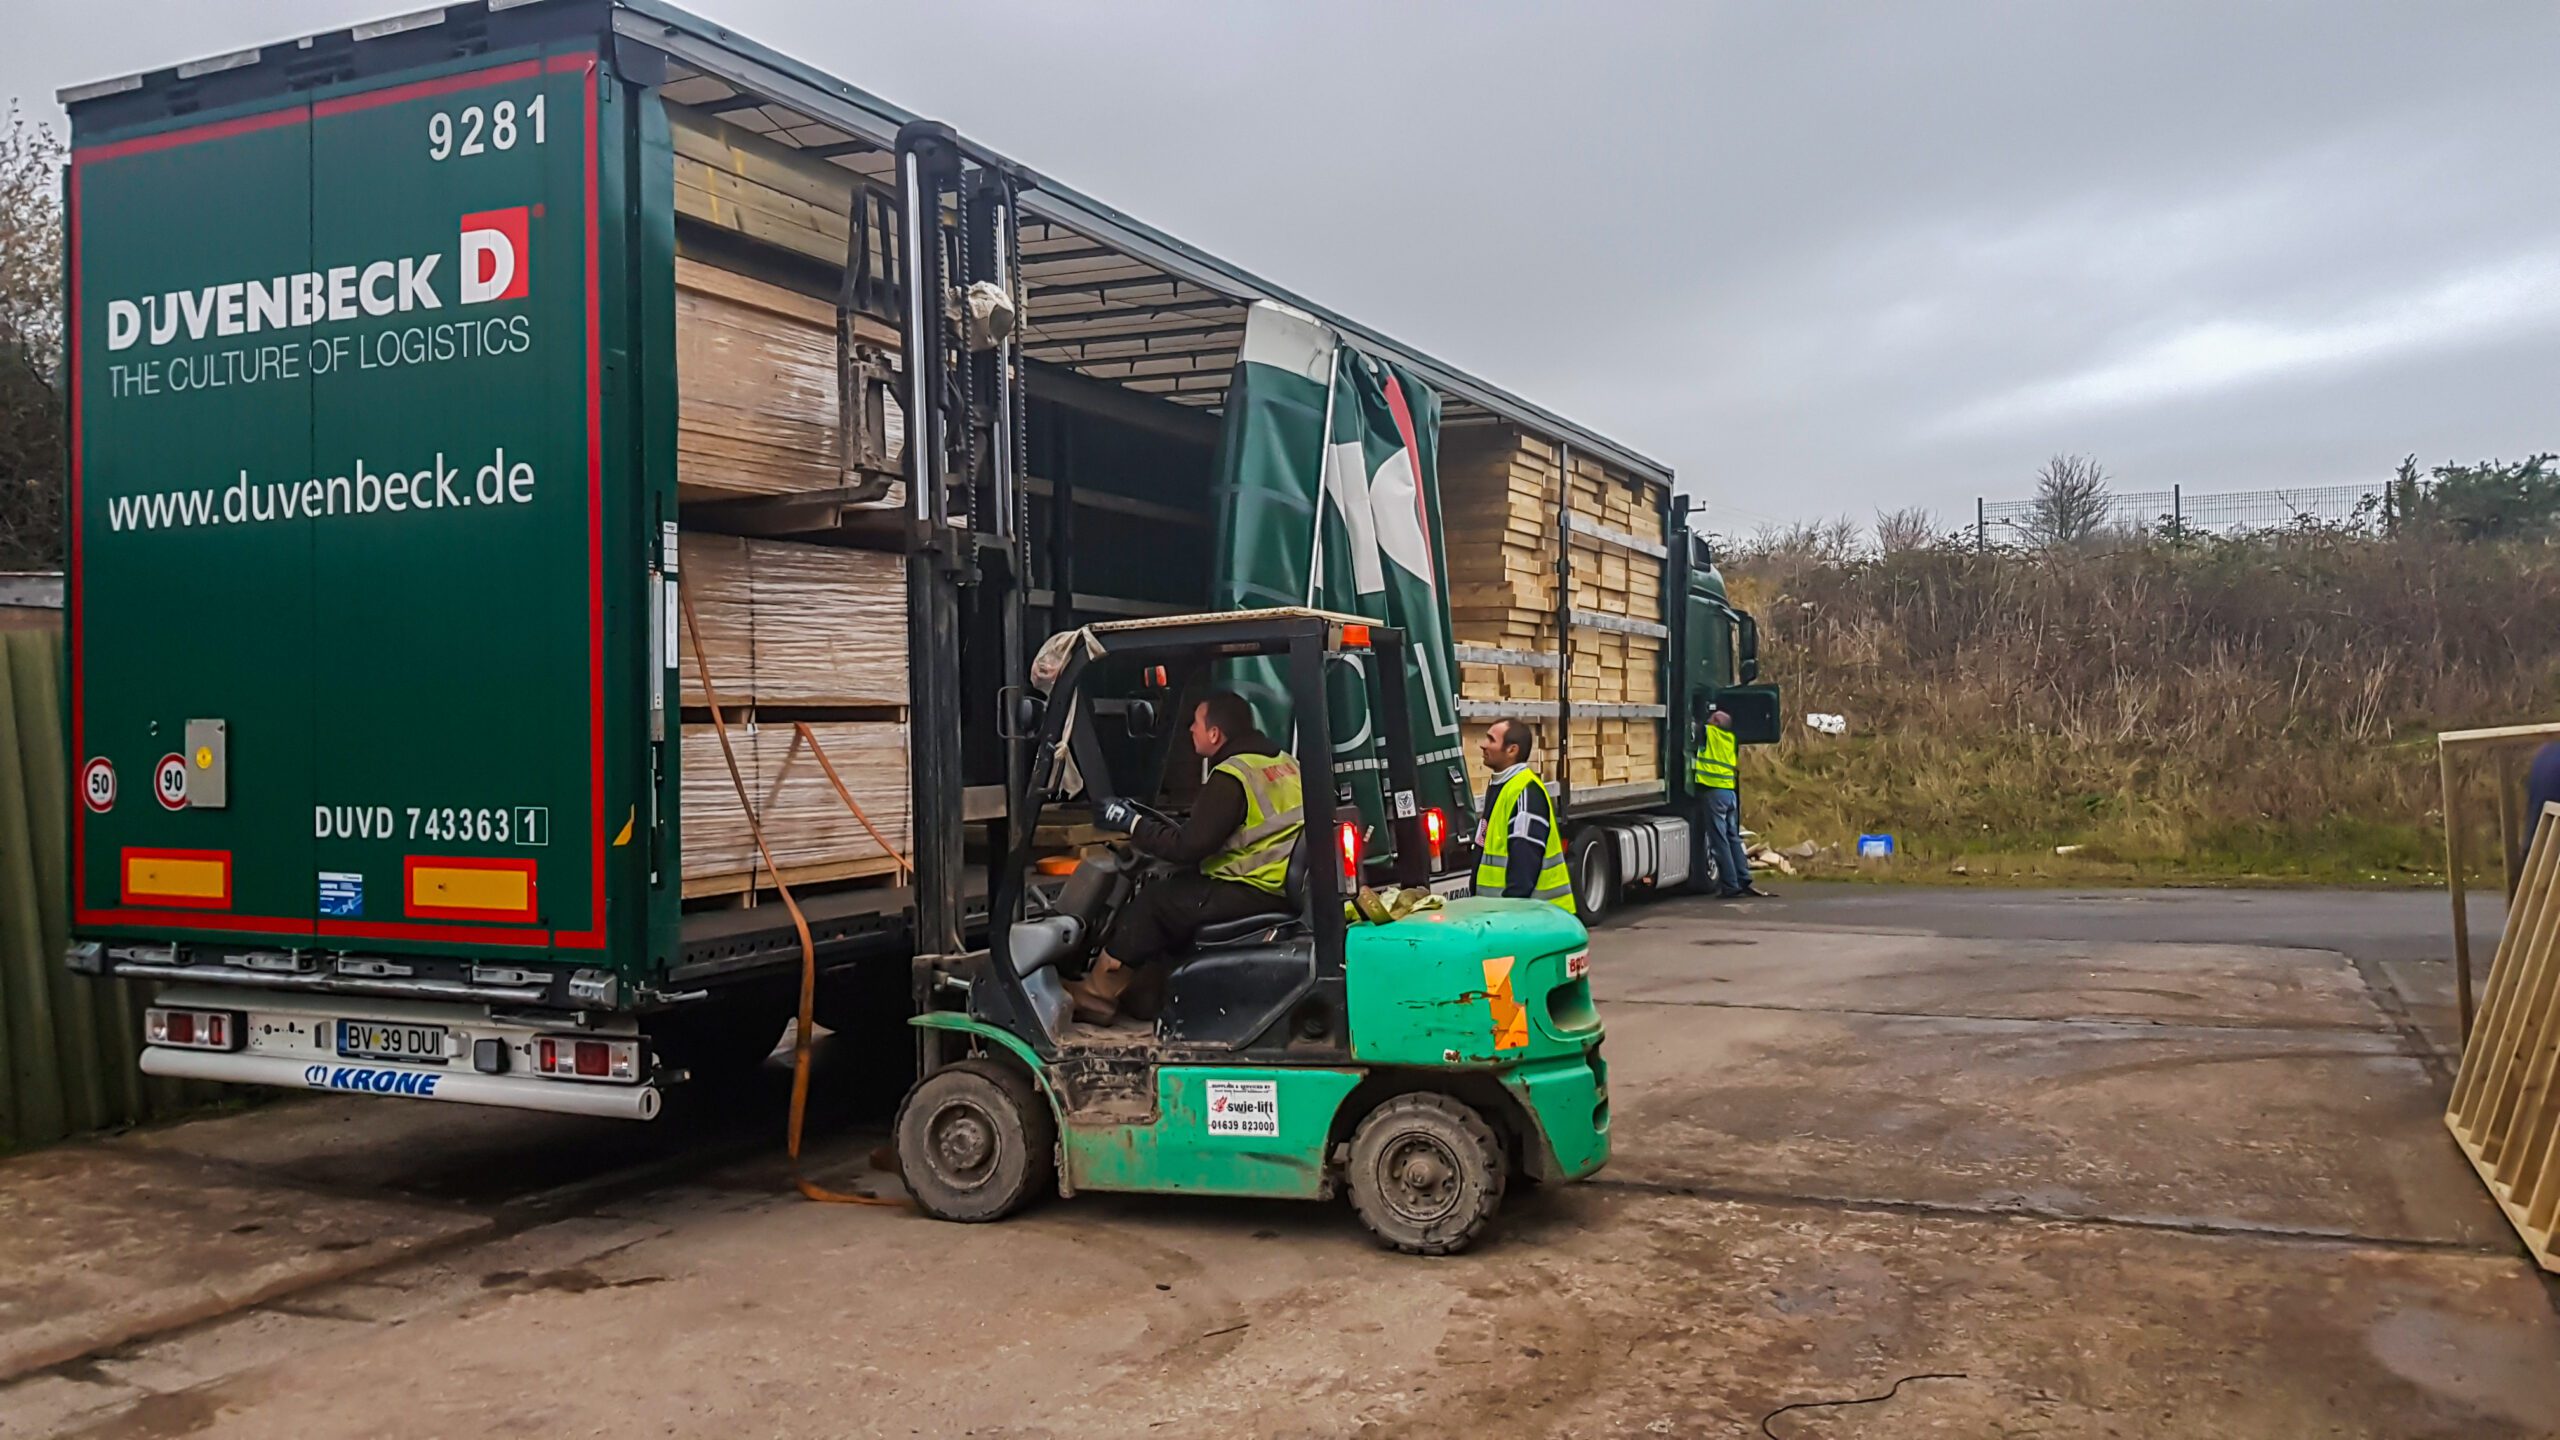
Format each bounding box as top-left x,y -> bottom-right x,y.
155,753 -> 190,810
81,757 -> 117,813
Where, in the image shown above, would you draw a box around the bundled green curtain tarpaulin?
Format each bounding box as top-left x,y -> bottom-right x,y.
1210,303 -> 1475,846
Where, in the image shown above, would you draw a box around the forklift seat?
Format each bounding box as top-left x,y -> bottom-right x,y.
1190,908 -> 1297,947
1183,844 -> 1307,951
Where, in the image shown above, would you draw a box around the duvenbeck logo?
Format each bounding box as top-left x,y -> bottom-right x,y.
106,206 -> 531,352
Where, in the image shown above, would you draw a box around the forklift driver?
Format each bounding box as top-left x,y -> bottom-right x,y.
1065,691 -> 1306,1025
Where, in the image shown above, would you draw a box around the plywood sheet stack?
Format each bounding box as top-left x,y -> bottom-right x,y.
670,102 -> 904,505
669,100 -> 919,899
1442,422 -> 1670,798
677,535 -> 910,896
680,722 -> 911,897
678,535 -> 907,709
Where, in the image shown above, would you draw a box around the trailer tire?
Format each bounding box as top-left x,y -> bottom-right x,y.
1571,830 -> 1617,927
895,1058 -> 1056,1223
651,1000 -> 786,1086
813,964 -> 922,1118
1346,1091 -> 1507,1256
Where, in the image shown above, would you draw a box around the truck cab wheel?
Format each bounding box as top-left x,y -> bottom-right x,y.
1344,1092 -> 1507,1255
894,1058 -> 1057,1223
1571,830 -> 1617,927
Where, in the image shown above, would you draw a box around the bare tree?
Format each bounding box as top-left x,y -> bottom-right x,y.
0,103 -> 64,570
2025,453 -> 2111,548
1874,504 -> 1936,554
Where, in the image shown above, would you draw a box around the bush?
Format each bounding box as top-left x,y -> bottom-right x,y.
1725,525 -> 2560,880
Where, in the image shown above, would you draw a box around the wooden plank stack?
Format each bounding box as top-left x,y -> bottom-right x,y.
1442,422 -> 1668,799
671,101 -> 915,900
678,534 -> 907,709
680,722 -> 911,898
2446,802 -> 2560,1271
670,102 -> 903,503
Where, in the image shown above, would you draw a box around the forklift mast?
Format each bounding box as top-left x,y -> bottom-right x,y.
894,122 -> 1032,987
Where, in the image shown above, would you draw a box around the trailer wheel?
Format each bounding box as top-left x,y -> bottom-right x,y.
650,1001 -> 786,1085
1571,830 -> 1618,927
1345,1092 -> 1506,1256
894,1058 -> 1056,1223
813,964 -> 922,1118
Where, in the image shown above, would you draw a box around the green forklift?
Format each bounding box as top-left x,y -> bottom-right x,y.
892,609 -> 1609,1253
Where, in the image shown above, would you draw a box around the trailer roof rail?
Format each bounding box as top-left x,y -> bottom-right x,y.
61,0 -> 1672,487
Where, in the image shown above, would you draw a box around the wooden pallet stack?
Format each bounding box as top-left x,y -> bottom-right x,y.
671,102 -> 915,901
1442,422 -> 1668,799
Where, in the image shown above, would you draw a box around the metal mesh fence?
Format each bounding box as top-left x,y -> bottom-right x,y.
1977,481 -> 2391,542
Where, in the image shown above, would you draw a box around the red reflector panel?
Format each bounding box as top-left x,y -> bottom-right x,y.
536,1034 -> 640,1084
146,1006 -> 240,1052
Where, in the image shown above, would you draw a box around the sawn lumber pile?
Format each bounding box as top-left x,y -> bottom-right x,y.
1441,423 -> 1667,798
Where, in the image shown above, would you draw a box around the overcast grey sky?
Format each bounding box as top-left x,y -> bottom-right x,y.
10,1 -> 2556,534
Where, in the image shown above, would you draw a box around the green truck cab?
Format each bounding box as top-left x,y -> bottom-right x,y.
896,610 -> 1606,1252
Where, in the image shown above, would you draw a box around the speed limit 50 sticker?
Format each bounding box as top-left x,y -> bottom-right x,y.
81,757 -> 116,813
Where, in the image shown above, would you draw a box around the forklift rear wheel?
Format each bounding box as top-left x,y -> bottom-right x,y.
1571,831 -> 1617,927
1344,1092 -> 1507,1255
894,1058 -> 1057,1223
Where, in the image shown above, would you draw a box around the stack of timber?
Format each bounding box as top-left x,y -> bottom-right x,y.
671,103 -> 903,503
677,534 -> 907,710
676,535 -> 910,898
1443,423 -> 1668,798
669,100 -> 921,898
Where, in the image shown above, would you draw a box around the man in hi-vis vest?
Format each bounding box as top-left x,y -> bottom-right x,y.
1693,707 -> 1768,898
1069,690 -> 1305,1024
1472,718 -> 1576,913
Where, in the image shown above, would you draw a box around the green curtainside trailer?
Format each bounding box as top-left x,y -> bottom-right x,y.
59,0 -> 1705,1122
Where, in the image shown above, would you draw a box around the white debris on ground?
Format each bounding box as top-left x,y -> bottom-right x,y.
1804,712 -> 1848,736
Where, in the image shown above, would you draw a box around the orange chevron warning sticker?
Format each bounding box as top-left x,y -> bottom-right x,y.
1483,955 -> 1530,1051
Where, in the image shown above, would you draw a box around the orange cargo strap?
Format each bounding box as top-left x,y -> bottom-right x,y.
680,588 -> 904,1208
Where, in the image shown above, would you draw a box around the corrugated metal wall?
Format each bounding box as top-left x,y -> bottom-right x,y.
0,620 -> 211,1148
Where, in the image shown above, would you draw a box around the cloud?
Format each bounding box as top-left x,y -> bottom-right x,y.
1931,250 -> 2560,437
7,0 -> 2556,528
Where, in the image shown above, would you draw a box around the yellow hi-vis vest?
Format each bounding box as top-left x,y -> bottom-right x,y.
1475,768 -> 1577,913
1203,752 -> 1304,896
1693,725 -> 1738,790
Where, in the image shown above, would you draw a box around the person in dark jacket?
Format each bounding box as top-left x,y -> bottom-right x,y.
2527,740 -> 2560,856
1064,690 -> 1304,1024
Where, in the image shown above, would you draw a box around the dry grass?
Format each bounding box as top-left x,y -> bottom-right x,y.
1726,527 -> 2560,882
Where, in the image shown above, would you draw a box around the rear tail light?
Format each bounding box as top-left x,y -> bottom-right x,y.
1424,807 -> 1446,868
1338,820 -> 1364,887
146,1006 -> 238,1052
536,1035 -> 642,1084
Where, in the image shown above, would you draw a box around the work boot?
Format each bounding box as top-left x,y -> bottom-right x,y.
1063,955 -> 1137,1025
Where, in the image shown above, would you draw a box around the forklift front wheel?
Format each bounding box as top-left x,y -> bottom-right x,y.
894,1059 -> 1058,1223
1344,1092 -> 1507,1256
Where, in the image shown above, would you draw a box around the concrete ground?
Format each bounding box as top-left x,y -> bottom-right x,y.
2,884 -> 2551,1439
